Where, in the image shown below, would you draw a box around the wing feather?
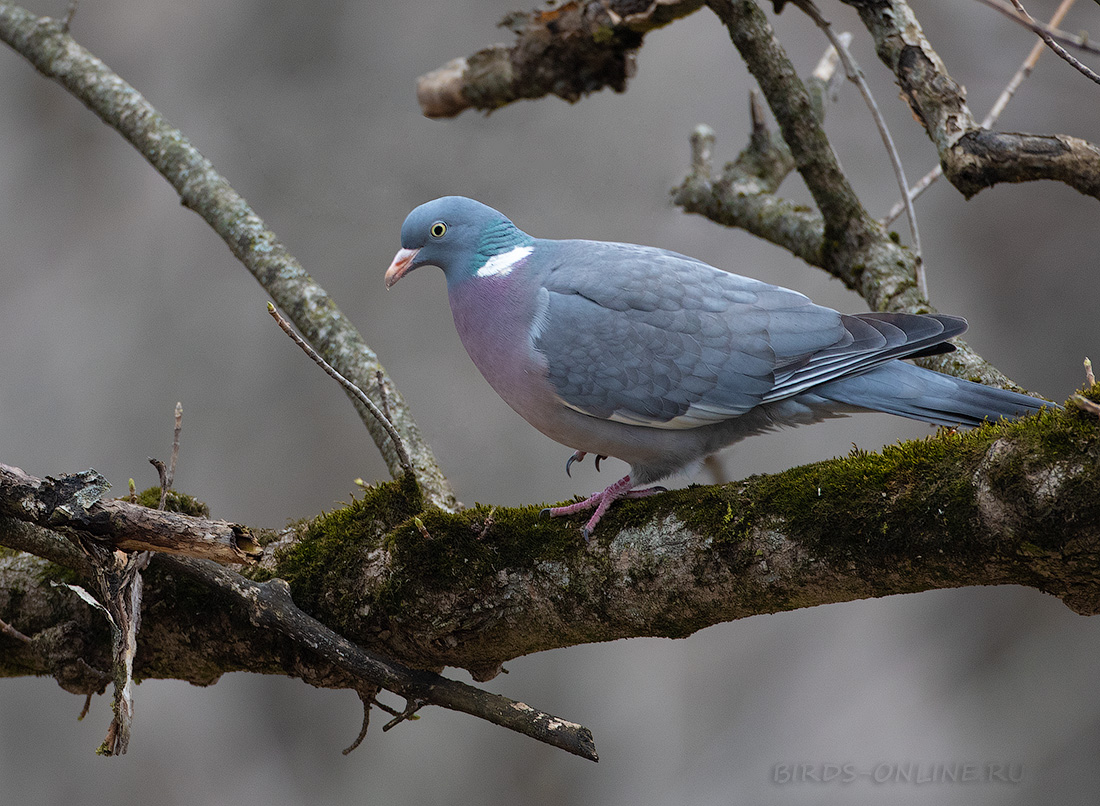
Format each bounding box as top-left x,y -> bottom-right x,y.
531,239 -> 965,430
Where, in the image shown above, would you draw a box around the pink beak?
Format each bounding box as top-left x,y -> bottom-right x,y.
385,247 -> 420,288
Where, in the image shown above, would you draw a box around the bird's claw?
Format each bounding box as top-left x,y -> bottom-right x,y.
565,451 -> 586,478
565,451 -> 607,478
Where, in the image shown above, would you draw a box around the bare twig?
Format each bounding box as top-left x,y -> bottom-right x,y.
1071,394 -> 1100,417
382,698 -> 426,732
167,402 -> 182,490
1085,357 -> 1095,386
1005,0 -> 1100,85
341,687 -> 379,755
882,0 -> 1079,225
267,303 -> 415,480
151,402 -> 184,510
78,692 -> 93,720
986,0 -> 1078,124
974,0 -> 1100,58
159,557 -> 600,761
794,0 -> 925,297
60,0 -> 77,32
0,615 -> 31,643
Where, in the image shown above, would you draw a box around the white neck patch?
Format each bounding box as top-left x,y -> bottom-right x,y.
476,245 -> 534,278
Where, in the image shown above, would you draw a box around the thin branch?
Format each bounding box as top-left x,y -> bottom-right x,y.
1006,0 -> 1100,85
59,0 -> 76,32
341,687 -> 379,755
974,0 -> 1100,58
268,303 -> 415,480
160,556 -> 600,761
0,615 -> 31,643
882,0 -> 1081,225
793,0 -> 925,297
986,0 -> 1078,125
167,401 -> 182,490
0,4 -> 457,511
843,0 -> 1100,201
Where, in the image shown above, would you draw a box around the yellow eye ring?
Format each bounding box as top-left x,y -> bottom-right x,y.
429,221 -> 447,238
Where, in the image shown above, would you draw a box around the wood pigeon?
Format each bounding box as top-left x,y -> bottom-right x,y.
386,196 -> 1053,541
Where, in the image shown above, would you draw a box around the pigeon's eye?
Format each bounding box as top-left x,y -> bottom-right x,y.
429,221 -> 447,239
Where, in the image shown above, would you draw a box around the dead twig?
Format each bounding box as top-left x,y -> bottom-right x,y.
60,0 -> 78,32
382,698 -> 426,732
267,303 -> 415,479
151,402 -> 184,510
0,615 -> 31,643
883,0 -> 1081,225
794,0 -> 925,297
1070,394 -> 1100,417
158,557 -> 600,761
1006,0 -> 1100,85
341,687 -> 381,755
974,0 -> 1100,58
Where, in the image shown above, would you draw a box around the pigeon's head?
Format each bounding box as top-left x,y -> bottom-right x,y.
385,196 -> 534,290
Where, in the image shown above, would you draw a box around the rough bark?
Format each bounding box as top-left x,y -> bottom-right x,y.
4,397 -> 1096,693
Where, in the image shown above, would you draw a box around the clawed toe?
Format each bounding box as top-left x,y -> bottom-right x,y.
542,474 -> 664,542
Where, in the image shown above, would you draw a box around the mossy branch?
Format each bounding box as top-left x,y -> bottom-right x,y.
4,400 -> 1098,737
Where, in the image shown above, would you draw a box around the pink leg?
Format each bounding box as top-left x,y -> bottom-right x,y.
542,475 -> 666,543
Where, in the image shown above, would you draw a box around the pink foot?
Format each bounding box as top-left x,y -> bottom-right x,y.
541,475 -> 666,542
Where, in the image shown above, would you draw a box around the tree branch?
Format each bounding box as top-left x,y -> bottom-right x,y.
0,469 -> 598,760
159,556 -> 599,761
842,0 -> 1100,201
415,0 -> 706,118
0,463 -> 260,565
669,13 -> 1036,395
0,3 -> 457,511
4,399 -> 1095,690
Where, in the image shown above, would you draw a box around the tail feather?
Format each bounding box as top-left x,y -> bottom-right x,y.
815,360 -> 1053,428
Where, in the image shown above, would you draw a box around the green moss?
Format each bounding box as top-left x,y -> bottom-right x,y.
272,477 -> 427,622
131,486 -> 210,518
673,398 -> 1095,596
376,501 -> 583,612
261,395 -> 1094,640
35,560 -> 82,587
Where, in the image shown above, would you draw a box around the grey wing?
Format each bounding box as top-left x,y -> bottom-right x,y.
533,240 -> 967,429
533,241 -> 850,428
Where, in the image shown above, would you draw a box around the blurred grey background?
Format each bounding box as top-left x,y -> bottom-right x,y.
2,1 -> 1099,804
